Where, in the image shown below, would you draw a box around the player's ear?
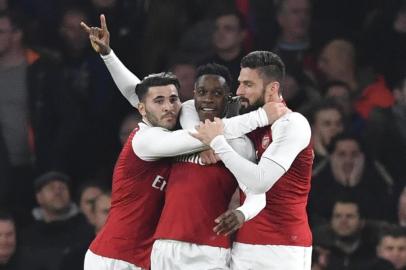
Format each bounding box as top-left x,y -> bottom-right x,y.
137,102 -> 146,117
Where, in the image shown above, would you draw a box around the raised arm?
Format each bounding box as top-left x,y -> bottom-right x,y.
81,14 -> 140,107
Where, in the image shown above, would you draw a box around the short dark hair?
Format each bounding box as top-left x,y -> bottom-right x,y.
34,171 -> 71,193
214,8 -> 247,30
310,100 -> 344,125
135,72 -> 180,101
241,51 -> 286,84
328,133 -> 364,155
195,63 -> 232,91
0,209 -> 15,223
0,10 -> 24,31
377,224 -> 406,245
332,193 -> 365,219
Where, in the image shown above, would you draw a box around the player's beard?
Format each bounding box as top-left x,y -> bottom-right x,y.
146,109 -> 177,130
239,91 -> 265,114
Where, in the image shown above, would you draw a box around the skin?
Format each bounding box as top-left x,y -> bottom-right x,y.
377,236 -> 406,269
312,108 -> 343,156
0,220 -> 16,264
277,0 -> 311,43
137,84 -> 181,131
194,74 -> 228,122
93,193 -> 111,233
36,180 -> 71,222
213,14 -> 246,60
331,202 -> 363,237
80,186 -> 103,225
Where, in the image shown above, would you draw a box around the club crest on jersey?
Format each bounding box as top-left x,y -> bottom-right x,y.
261,134 -> 270,149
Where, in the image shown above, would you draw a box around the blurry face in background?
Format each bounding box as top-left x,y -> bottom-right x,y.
93,194 -> 111,233
313,108 -> 343,147
138,85 -> 181,130
394,9 -> 406,33
59,11 -> 89,53
194,75 -> 228,121
0,18 -> 14,56
36,181 -> 71,215
172,64 -> 197,101
277,0 -> 311,41
0,220 -> 16,264
394,79 -> 406,106
325,85 -> 352,115
282,74 -> 300,101
213,14 -> 245,52
377,236 -> 406,269
80,186 -> 103,225
91,0 -> 116,9
331,202 -> 363,237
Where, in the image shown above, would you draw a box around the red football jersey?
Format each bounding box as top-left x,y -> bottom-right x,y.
89,127 -> 171,268
154,153 -> 237,248
236,126 -> 313,246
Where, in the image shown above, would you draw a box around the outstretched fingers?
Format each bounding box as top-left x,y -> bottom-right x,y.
100,14 -> 108,31
80,22 -> 91,33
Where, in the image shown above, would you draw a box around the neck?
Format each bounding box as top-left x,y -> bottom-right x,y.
0,254 -> 12,264
217,46 -> 241,61
313,137 -> 328,156
0,47 -> 25,69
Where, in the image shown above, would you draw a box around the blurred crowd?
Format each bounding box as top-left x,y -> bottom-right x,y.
0,0 -> 405,269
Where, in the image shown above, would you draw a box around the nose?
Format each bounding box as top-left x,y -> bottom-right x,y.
236,85 -> 244,96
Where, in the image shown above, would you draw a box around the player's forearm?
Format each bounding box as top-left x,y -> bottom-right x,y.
236,191 -> 266,221
222,108 -> 269,139
101,50 -> 140,107
133,128 -> 208,161
210,135 -> 285,194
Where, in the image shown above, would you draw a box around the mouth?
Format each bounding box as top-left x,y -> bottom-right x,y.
162,113 -> 176,120
200,107 -> 217,112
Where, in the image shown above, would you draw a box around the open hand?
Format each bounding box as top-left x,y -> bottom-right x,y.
80,14 -> 111,55
190,117 -> 224,145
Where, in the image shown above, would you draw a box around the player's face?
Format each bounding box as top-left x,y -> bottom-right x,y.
331,202 -> 362,237
377,236 -> 406,269
194,74 -> 228,121
236,67 -> 266,114
93,194 -> 111,233
36,180 -> 71,215
0,220 -> 16,261
139,84 -> 181,130
313,109 -> 343,147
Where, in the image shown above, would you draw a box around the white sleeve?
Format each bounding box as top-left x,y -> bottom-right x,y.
100,50 -> 140,107
210,112 -> 311,194
132,124 -> 208,161
236,190 -> 266,221
222,108 -> 269,139
179,100 -> 200,129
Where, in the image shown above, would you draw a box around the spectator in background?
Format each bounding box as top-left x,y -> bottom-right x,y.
167,53 -> 197,101
55,6 -> 129,182
324,81 -> 365,134
118,112 -> 142,146
399,187 -> 406,227
19,171 -> 93,270
364,73 -> 406,187
364,225 -> 406,270
0,211 -> 20,269
203,9 -> 247,93
282,67 -> 321,115
77,180 -> 106,225
317,38 -> 394,119
92,190 -> 111,233
309,133 -> 395,225
313,195 -> 380,270
309,101 -> 344,177
273,0 -> 317,79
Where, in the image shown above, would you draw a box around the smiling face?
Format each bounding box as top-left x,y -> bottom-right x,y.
194,74 -> 229,121
138,84 -> 181,130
